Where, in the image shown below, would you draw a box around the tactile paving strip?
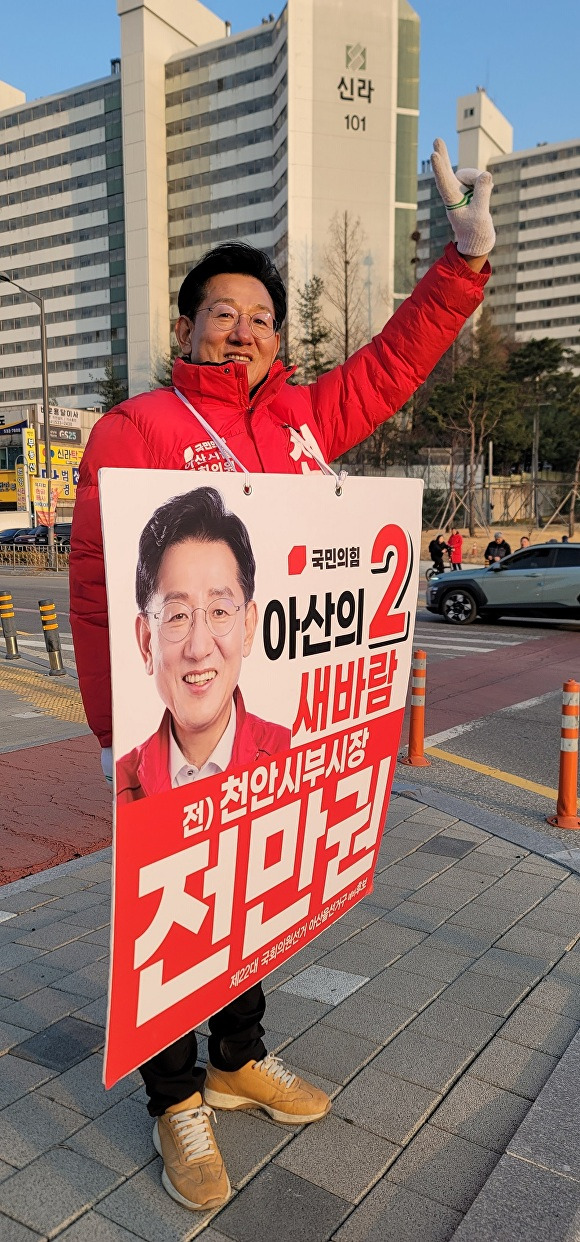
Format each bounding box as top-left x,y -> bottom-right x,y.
0,665 -> 86,723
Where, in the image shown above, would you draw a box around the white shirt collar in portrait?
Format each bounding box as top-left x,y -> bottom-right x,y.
169,701 -> 237,788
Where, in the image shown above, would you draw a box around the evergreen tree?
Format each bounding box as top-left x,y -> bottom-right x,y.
94,359 -> 128,411
294,276 -> 334,383
152,340 -> 180,389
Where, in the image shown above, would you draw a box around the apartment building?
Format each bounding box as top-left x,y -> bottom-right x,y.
0,70 -> 127,409
488,138 -> 580,349
417,88 -> 580,354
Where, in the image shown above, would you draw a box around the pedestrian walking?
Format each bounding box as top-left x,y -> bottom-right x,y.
70,137 -> 495,1213
447,527 -> 463,570
519,536 -> 530,549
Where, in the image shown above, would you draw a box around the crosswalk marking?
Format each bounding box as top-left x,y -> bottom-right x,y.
412,624 -> 538,659
414,630 -> 522,647
16,638 -> 75,651
415,641 -> 493,654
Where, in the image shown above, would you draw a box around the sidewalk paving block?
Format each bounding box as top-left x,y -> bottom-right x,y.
450,1155 -> 580,1242
372,1030 -> 474,1094
386,1123 -> 499,1214
274,1112 -> 398,1203
10,1017 -> 104,1073
0,1146 -> 123,1238
332,1180 -> 462,1242
211,1164 -> 351,1242
431,1076 -> 532,1153
335,1065 -> 440,1145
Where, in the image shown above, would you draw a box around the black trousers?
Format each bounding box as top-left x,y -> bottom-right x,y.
139,982 -> 267,1116
451,562 -> 462,571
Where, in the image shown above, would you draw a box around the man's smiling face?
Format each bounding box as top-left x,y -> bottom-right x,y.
175,272 -> 281,392
136,537 -> 257,766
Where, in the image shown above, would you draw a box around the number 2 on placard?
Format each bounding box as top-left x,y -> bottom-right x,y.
368,524 -> 412,647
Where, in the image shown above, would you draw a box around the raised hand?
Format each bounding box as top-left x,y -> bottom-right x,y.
431,137 -> 496,257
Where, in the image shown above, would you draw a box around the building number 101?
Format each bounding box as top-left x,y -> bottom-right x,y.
344,114 -> 366,132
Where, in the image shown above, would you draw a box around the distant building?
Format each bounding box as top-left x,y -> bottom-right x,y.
486,137 -> 580,350
417,88 -> 580,354
0,403 -> 102,521
0,70 -> 127,409
0,0 -> 420,403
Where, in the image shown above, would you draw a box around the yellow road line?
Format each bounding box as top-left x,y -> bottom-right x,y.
424,745 -> 579,806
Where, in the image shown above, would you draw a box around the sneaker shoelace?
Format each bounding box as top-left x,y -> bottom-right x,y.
254,1054 -> 296,1089
170,1104 -> 216,1162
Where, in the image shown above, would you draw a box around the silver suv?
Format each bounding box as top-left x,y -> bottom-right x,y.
426,543 -> 580,625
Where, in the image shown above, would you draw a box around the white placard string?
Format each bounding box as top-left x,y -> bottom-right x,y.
174,387 -> 253,494
174,386 -> 347,496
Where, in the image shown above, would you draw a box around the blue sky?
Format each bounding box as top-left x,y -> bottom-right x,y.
1,0 -> 578,165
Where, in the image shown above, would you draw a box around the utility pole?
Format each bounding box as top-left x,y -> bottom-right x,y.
532,398 -> 540,529
343,212 -> 349,362
487,439 -> 493,524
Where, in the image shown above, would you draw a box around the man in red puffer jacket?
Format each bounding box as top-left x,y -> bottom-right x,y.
70,138 -> 495,1212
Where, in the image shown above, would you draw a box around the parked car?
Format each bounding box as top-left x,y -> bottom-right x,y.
426,543 -> 580,624
11,527 -> 40,545
0,527 -> 28,544
12,523 -> 72,549
35,523 -> 72,549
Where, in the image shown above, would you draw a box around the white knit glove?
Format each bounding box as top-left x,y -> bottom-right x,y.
431,137 -> 496,257
101,745 -> 113,787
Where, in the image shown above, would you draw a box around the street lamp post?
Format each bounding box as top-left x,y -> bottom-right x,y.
0,271 -> 54,562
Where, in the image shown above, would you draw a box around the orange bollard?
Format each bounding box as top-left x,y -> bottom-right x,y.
400,649 -> 431,767
546,679 -> 580,830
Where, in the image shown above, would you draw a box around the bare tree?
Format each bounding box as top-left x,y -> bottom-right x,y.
426,310 -> 512,535
324,211 -> 367,362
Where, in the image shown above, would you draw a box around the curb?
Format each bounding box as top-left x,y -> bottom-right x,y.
0,845 -> 112,901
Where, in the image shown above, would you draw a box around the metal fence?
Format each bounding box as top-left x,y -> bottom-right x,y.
0,543 -> 70,572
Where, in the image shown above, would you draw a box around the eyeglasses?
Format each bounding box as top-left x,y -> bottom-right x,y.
202,301 -> 277,339
148,598 -> 244,642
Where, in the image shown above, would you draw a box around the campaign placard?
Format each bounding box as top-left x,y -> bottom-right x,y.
100,470 -> 422,1086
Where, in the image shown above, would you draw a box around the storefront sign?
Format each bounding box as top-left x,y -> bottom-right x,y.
15,463 -> 29,512
38,404 -> 82,429
23,427 -> 37,476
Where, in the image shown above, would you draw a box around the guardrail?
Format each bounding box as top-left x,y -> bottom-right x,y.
0,543 -> 70,571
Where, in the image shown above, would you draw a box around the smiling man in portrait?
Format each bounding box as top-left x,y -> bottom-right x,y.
116,485 -> 290,803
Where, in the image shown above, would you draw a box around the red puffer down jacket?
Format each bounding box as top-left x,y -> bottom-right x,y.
70,243 -> 489,746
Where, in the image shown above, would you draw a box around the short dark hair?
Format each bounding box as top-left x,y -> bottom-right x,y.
136,486 -> 256,612
177,242 -> 286,328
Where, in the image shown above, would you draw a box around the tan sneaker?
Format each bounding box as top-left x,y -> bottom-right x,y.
152,1091 -> 231,1211
204,1054 -> 331,1124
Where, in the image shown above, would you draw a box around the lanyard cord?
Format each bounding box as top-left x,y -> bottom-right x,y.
174,386 -> 347,496
284,425 -> 347,495
174,387 -> 253,492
